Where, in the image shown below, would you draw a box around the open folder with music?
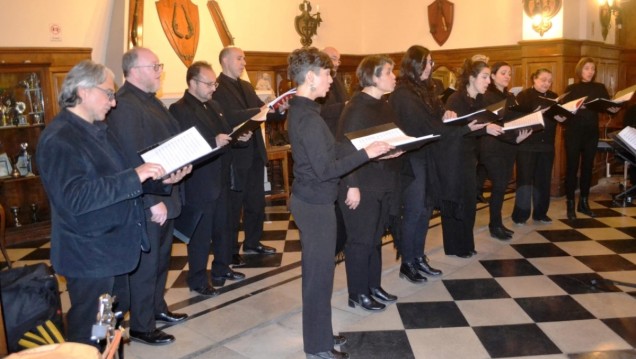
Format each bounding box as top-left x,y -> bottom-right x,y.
228,106 -> 270,144
499,110 -> 545,141
584,84 -> 636,114
543,96 -> 587,120
612,126 -> 636,156
139,126 -> 218,177
345,123 -> 440,152
443,99 -> 507,126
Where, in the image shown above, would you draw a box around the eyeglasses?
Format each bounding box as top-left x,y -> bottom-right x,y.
194,78 -> 220,89
93,86 -> 116,101
134,63 -> 164,72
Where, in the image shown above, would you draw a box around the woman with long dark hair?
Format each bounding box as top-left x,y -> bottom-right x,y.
286,47 -> 393,359
480,62 -> 531,239
442,58 -> 503,257
388,45 -> 460,281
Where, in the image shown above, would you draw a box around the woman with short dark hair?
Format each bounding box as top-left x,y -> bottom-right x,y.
287,47 -> 393,359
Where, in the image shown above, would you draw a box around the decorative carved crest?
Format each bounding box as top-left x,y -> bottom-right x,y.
155,0 -> 200,67
428,0 -> 454,46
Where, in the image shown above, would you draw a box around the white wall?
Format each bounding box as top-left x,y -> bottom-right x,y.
0,0 -> 618,97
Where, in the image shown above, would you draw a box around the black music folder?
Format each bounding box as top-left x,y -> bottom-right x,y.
443,99 -> 507,126
584,84 -> 636,114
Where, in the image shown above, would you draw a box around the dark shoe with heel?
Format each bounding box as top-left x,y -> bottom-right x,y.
414,256 -> 443,276
399,263 -> 427,283
489,226 -> 512,240
190,285 -> 219,297
577,196 -> 595,217
369,287 -> 398,303
231,254 -> 246,267
567,199 -> 577,219
212,270 -> 245,287
348,294 -> 386,311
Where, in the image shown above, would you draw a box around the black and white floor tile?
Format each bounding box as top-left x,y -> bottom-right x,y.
3,183 -> 636,358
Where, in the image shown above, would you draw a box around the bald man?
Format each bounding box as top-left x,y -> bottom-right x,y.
213,47 -> 288,265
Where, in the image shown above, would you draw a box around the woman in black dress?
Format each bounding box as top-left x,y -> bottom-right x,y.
562,57 -> 615,219
442,59 -> 503,257
337,55 -> 401,312
388,45 -> 455,281
286,47 -> 393,359
512,68 -> 565,225
480,62 -> 531,239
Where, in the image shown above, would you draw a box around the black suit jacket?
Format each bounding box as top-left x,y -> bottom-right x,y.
37,109 -> 147,277
169,91 -> 232,204
212,72 -> 285,168
107,81 -> 182,219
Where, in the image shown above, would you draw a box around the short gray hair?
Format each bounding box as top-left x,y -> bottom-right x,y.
122,47 -> 144,77
58,60 -> 113,109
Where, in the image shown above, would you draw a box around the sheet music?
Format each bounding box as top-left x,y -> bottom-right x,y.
561,96 -> 586,112
613,84 -> 636,103
267,88 -> 296,108
617,126 -> 636,154
349,127 -> 437,150
503,111 -> 544,131
140,127 -> 215,175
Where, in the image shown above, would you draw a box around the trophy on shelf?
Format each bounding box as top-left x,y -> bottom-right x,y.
10,206 -> 21,227
31,202 -> 39,223
16,142 -> 33,176
20,73 -> 45,125
15,102 -> 28,126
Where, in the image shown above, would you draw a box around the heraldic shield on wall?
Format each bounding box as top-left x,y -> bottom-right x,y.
428,0 -> 454,46
156,0 -> 200,67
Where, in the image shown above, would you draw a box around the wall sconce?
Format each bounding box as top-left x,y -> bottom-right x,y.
599,0 -> 622,40
294,0 -> 322,47
522,0 -> 562,37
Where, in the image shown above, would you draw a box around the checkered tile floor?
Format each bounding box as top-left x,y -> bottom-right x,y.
3,186 -> 636,358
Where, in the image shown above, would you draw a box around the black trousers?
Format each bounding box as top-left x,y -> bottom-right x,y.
187,191 -> 232,290
290,195 -> 336,355
129,220 -> 172,332
66,274 -> 128,345
565,128 -> 598,199
512,150 -> 554,222
339,190 -> 389,295
481,147 -> 516,227
400,159 -> 432,264
230,157 -> 266,252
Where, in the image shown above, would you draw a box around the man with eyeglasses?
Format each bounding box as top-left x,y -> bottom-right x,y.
37,60 -> 183,346
107,47 -> 190,346
213,47 -> 289,267
169,61 -> 249,295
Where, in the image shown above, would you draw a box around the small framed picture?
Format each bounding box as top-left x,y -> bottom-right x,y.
0,153 -> 12,177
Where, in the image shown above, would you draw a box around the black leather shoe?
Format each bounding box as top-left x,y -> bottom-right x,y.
333,335 -> 347,346
348,294 -> 385,311
489,226 -> 512,240
369,287 -> 398,303
306,349 -> 350,359
533,215 -> 553,224
212,270 -> 246,287
414,256 -> 443,276
455,252 -> 474,258
243,243 -> 276,254
231,254 -> 246,267
155,311 -> 188,323
577,196 -> 595,217
399,263 -> 427,283
190,285 -> 220,297
502,225 -> 514,235
129,329 -> 175,345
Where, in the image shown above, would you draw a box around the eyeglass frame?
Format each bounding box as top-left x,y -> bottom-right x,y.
193,78 -> 220,89
133,63 -> 164,72
93,86 -> 116,101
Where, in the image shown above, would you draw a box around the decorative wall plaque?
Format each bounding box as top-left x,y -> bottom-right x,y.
428,0 -> 454,46
155,0 -> 200,67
